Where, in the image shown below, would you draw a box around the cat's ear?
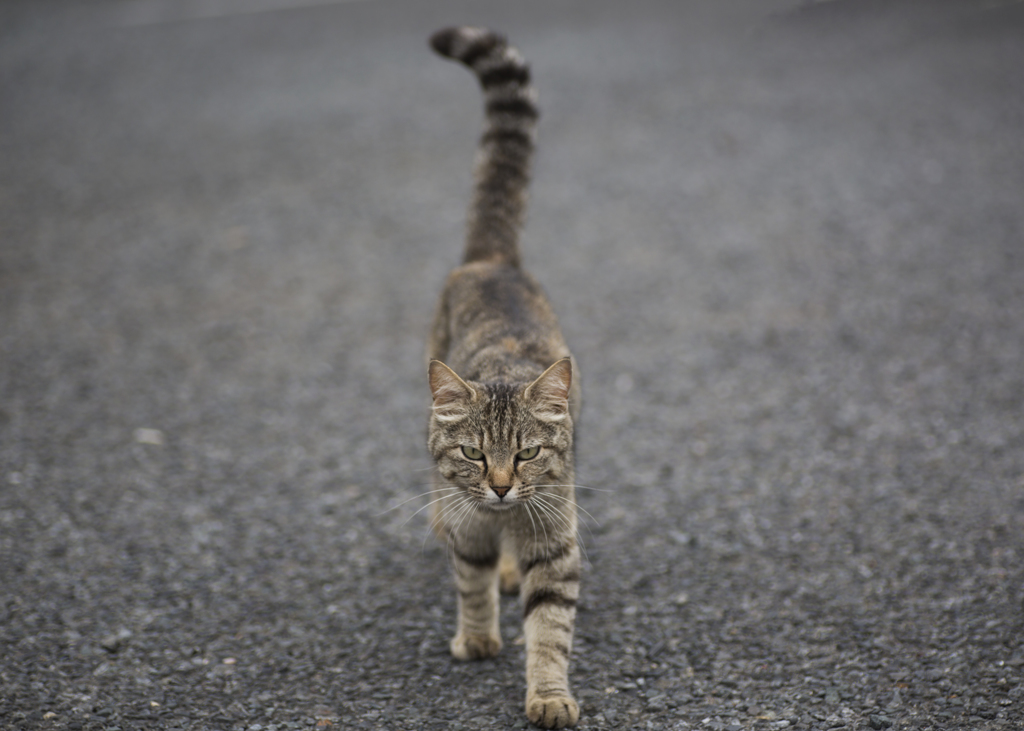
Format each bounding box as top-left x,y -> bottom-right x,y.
429,360 -> 476,422
525,358 -> 572,422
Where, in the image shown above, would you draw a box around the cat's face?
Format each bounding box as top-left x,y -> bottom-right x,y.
428,360 -> 574,510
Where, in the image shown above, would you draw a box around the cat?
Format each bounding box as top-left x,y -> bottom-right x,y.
424,27 -> 583,730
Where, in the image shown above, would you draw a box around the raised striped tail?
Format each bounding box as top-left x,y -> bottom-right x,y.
430,27 -> 538,268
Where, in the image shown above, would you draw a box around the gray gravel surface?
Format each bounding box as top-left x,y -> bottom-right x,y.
2,1 -> 1023,729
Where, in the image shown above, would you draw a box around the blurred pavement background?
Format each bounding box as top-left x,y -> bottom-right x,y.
2,1 -> 1023,729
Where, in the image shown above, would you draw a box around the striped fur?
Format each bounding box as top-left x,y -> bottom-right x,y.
426,27 -> 582,729
429,26 -> 538,268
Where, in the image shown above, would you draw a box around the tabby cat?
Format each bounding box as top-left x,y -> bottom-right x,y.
425,27 -> 583,730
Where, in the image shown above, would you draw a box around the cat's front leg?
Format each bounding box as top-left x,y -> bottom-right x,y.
450,543 -> 502,660
432,489 -> 503,659
519,538 -> 581,728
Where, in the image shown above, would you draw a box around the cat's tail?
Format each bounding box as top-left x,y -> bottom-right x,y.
430,26 -> 538,268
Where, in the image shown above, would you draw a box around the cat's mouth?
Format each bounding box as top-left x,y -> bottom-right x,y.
477,490 -> 523,511
482,502 -> 516,512
479,495 -> 517,510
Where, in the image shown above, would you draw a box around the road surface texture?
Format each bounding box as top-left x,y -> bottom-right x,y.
2,0 -> 1023,729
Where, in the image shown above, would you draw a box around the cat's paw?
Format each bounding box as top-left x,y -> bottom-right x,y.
499,554 -> 521,595
450,632 -> 502,660
526,693 -> 579,729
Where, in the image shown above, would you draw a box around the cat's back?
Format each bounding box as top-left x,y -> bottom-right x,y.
437,261 -> 571,384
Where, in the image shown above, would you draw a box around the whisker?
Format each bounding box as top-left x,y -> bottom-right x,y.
522,500 -> 540,548
532,490 -> 601,528
529,491 -> 572,527
423,494 -> 468,554
536,493 -> 593,565
532,492 -> 598,559
434,494 -> 473,536
446,499 -> 479,574
378,485 -> 459,516
532,494 -> 591,566
530,495 -> 575,539
432,495 -> 471,551
427,495 -> 465,537
527,499 -> 550,552
449,496 -> 478,542
529,483 -> 613,493
401,489 -> 465,528
422,494 -> 471,554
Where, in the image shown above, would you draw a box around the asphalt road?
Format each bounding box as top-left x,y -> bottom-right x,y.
2,1 -> 1023,729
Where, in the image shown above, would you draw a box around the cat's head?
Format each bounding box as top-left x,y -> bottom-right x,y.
427,358 -> 574,510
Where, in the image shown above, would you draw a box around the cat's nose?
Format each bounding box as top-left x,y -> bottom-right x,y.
491,485 -> 511,499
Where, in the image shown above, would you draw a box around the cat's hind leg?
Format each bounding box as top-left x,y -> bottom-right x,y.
499,536 -> 522,594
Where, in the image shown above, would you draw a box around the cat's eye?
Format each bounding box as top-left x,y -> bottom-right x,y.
461,446 -> 484,460
516,446 -> 540,461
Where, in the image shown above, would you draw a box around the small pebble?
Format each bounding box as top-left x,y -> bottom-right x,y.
134,428 -> 165,446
